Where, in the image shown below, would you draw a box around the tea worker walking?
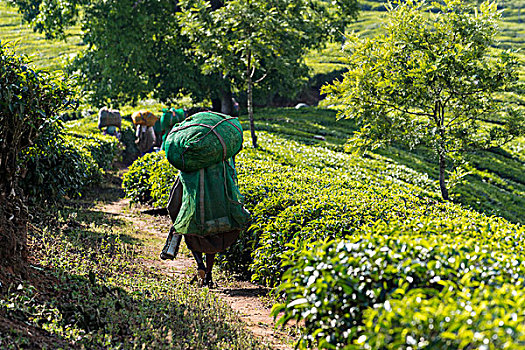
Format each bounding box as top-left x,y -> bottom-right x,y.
160,111 -> 250,287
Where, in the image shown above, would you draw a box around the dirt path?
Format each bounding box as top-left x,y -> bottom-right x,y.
100,179 -> 296,350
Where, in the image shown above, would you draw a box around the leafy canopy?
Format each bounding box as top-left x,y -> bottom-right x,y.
323,0 -> 523,198
178,0 -> 358,99
10,0 -> 358,107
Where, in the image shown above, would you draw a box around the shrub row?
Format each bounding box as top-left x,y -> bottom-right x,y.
64,114 -> 139,165
20,127 -> 120,201
122,131 -> 447,283
240,108 -> 525,225
273,216 -> 525,348
122,151 -> 178,207
361,283 -> 525,349
123,128 -> 525,348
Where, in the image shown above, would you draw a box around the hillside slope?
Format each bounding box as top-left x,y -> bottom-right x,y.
0,1 -> 84,70
240,108 -> 525,225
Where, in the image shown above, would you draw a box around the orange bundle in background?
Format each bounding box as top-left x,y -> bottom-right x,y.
131,110 -> 159,127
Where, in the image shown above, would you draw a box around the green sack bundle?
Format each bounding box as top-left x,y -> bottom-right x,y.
164,111 -> 243,172
173,159 -> 250,236
161,108 -> 185,133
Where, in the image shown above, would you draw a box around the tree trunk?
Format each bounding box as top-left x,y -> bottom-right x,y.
439,152 -> 450,201
219,87 -> 233,115
211,82 -> 233,115
0,189 -> 28,274
246,49 -> 257,148
211,98 -> 221,113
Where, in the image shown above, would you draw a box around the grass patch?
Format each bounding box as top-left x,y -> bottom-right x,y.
0,1 -> 85,71
0,171 -> 266,349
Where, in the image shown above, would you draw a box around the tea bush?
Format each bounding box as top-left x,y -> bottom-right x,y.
65,114 -> 139,165
148,154 -> 179,208
227,133 -> 453,285
238,108 -> 525,225
122,113 -> 525,349
273,216 -> 525,348
123,150 -> 180,208
122,152 -> 167,205
66,133 -> 120,170
20,130 -> 119,201
361,284 -> 525,349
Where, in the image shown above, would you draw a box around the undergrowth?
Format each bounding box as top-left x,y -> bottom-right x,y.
0,173 -> 266,349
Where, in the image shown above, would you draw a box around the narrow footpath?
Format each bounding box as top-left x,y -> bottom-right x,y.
99,170 -> 296,350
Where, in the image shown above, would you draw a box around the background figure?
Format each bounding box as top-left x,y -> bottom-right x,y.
135,124 -> 156,156
160,107 -> 186,151
231,98 -> 240,117
131,110 -> 159,156
97,106 -> 122,140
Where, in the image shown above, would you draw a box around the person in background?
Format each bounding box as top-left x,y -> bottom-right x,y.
131,110 -> 158,156
135,124 -> 156,156
231,97 -> 240,118
160,108 -> 186,151
152,119 -> 163,150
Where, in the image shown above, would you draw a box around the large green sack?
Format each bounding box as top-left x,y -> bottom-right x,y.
172,159 -> 250,236
164,111 -> 243,172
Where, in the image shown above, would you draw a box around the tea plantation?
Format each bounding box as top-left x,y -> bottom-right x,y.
122,106 -> 525,348
0,2 -> 84,70
2,0 -> 525,348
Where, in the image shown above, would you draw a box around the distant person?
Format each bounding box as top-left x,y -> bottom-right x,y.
231,98 -> 240,117
160,107 -> 186,151
135,124 -> 156,156
97,106 -> 122,139
131,110 -> 159,156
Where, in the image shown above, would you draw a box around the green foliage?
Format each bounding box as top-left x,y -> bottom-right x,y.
149,155 -> 179,208
8,0 -> 80,40
8,0 -> 358,108
361,284 -> 525,349
122,152 -> 169,205
0,197 -> 266,349
121,151 -> 178,208
0,2 -> 85,71
7,0 -> 205,106
19,131 -> 119,201
177,0 -> 357,101
66,133 -> 120,170
273,216 -> 525,348
122,106 -> 524,348
71,0 -> 204,106
64,113 -> 140,164
323,0 -> 524,199
0,40 -> 75,196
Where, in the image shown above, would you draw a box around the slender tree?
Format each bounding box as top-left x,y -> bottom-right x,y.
323,0 -> 523,200
178,0 -> 358,147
